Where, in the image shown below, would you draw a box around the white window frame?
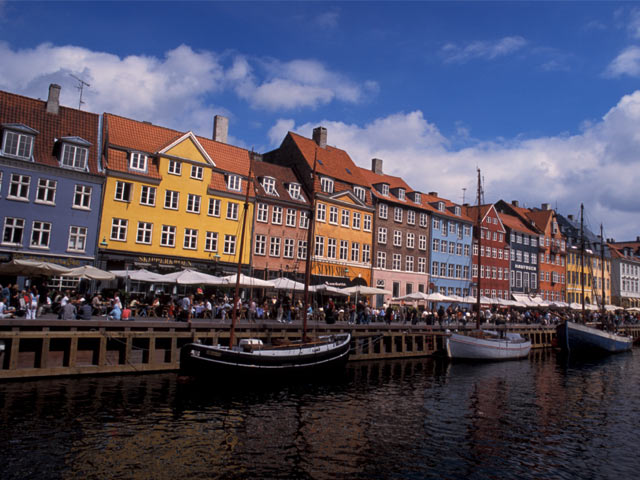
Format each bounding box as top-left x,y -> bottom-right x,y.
256,203 -> 269,223
35,178 -> 57,205
316,203 -> 326,222
208,198 -> 221,217
61,144 -> 88,170
139,185 -> 156,206
300,210 -> 310,229
187,194 -> 201,214
110,218 -> 128,242
168,160 -> 182,175
363,215 -> 372,232
254,234 -> 266,256
227,174 -> 241,191
190,164 -> 204,180
283,238 -> 294,258
377,251 -> 386,269
2,130 -> 34,159
183,228 -> 198,250
329,206 -> 338,225
407,210 -> 415,225
30,220 -> 51,248
262,177 -> 277,195
129,152 -> 148,172
320,177 -> 334,193
223,234 -> 236,255
286,208 -> 296,227
73,184 -> 92,210
352,212 -> 361,230
327,238 -> 337,259
381,184 -> 389,196
379,203 -> 388,219
164,190 -> 179,210
394,207 -> 403,223
341,209 -> 350,227
114,181 -> 132,202
339,239 -> 348,260
353,186 -> 366,202
269,237 -> 281,257
8,174 -> 30,201
378,227 -> 387,244
205,231 -> 218,252
227,202 -> 239,220
297,240 -> 308,260
288,183 -> 301,200
68,225 -> 88,252
272,206 -> 283,225
393,230 -> 402,247
160,225 -> 176,247
136,221 -> 153,245
362,244 -> 371,264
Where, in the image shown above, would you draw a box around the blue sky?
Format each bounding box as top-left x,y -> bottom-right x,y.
1,1 -> 639,240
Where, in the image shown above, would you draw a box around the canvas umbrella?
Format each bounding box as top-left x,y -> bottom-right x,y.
65,265 -> 115,281
221,273 -> 273,288
267,277 -> 307,291
424,292 -> 455,302
340,285 -> 392,296
309,284 -> 350,296
159,269 -> 223,285
393,292 -> 430,301
110,269 -> 168,282
0,259 -> 72,276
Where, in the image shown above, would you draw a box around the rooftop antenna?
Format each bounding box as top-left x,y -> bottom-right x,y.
69,74 -> 90,110
462,187 -> 467,204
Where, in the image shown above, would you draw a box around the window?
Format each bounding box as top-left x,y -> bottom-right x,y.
414,192 -> 422,204
30,221 -> 51,248
329,206 -> 338,224
438,201 -> 445,212
227,174 -> 241,191
262,177 -> 277,194
381,184 -> 389,196
327,238 -> 337,258
110,218 -> 128,241
454,206 -> 461,216
432,262 -> 439,276
351,242 -> 360,262
341,209 -> 350,227
314,236 -> 325,257
433,218 -> 440,230
449,242 -> 456,254
407,233 -> 415,249
184,228 -> 198,250
394,207 -> 403,223
398,188 -> 406,201
353,186 -> 366,202
433,238 -> 440,251
61,144 -> 88,170
377,251 -> 386,269
272,206 -> 283,224
464,244 -> 470,256
317,203 -> 326,222
457,243 -> 462,255
440,240 -> 447,253
300,211 -> 310,229
378,227 -> 387,244
418,257 -> 426,273
393,230 -> 402,247
362,244 -> 371,264
68,226 -> 87,252
379,203 -> 388,219
392,253 -> 401,271
129,152 -> 147,172
136,222 -> 153,244
320,177 -> 334,193
164,190 -> 179,210
3,130 -> 34,159
419,235 -> 427,250
283,238 -> 294,258
269,237 -> 281,257
406,255 -> 414,272
227,202 -> 239,220
160,225 -> 176,247
205,232 -> 218,252
208,198 -> 221,217
190,165 -> 203,180
114,181 -> 132,202
339,240 -> 348,260
139,185 -> 156,206
168,160 -> 181,175
187,194 -> 201,214
8,174 -> 30,200
256,203 -> 269,222
297,240 -> 307,260
35,178 -> 57,204
407,210 -> 415,225
352,212 -> 361,230
419,213 -> 428,227
363,214 -> 372,232
254,234 -> 266,255
288,183 -> 301,200
286,208 -> 296,227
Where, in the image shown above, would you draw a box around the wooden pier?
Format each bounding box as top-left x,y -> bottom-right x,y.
0,319 -> 638,380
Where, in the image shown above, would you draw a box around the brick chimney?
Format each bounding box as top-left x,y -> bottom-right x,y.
312,126 -> 327,149
541,203 -> 551,210
512,200 -> 519,207
428,191 -> 438,196
213,115 -> 228,144
371,158 -> 383,174
46,84 -> 61,115
568,214 -> 574,221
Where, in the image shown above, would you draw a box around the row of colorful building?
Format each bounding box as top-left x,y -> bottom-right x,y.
1,85 -> 639,308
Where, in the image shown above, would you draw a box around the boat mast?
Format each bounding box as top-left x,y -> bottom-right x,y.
229,157 -> 254,348
302,151 -> 318,341
580,203 -> 586,321
476,168 -> 482,330
600,224 -> 606,316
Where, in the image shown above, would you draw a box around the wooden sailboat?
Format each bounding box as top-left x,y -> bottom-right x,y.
446,169 -> 531,360
180,154 -> 351,377
555,205 -> 632,356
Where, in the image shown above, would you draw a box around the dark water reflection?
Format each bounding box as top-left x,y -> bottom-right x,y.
2,350 -> 640,479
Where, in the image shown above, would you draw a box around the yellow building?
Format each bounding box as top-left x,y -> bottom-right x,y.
98,114 -> 254,274
566,249 -> 611,306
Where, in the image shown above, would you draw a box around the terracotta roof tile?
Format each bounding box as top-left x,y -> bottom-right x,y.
252,160 -> 309,205
0,89 -> 101,175
105,148 -> 162,180
497,211 -> 539,236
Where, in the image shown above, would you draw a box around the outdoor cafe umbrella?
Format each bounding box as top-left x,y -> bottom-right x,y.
267,277 -> 307,291
221,273 -> 273,288
424,292 -> 455,302
159,269 -> 223,285
340,285 -> 392,296
110,268 -> 167,283
309,283 -> 349,296
65,265 -> 115,281
0,259 -> 72,276
393,292 -> 430,302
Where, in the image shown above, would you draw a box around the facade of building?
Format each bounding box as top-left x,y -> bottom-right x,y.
358,158 -> 430,305
466,204 -> 509,301
608,240 -> 640,308
0,85 -> 103,290
427,193 -> 473,299
264,127 -> 374,288
250,159 -> 311,281
494,206 -> 540,298
98,114 -> 254,274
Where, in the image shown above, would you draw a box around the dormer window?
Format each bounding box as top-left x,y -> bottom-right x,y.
129,152 -> 148,172
227,174 -> 241,191
320,177 -> 334,194
288,183 -> 302,200
438,201 -> 445,212
353,186 -> 366,202
381,184 -> 389,196
454,206 -> 461,216
414,192 -> 421,204
60,137 -> 90,171
398,188 -> 405,201
262,177 -> 277,195
2,125 -> 37,160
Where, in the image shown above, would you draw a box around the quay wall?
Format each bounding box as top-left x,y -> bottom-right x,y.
1,319 -> 638,380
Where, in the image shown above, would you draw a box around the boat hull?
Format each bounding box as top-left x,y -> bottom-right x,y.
180,333 -> 352,377
556,321 -> 632,355
446,332 -> 531,361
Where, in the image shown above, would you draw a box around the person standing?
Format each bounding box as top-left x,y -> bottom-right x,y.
26,286 -> 39,320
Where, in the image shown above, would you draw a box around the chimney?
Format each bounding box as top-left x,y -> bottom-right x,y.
568,214 -> 574,221
213,115 -> 228,144
512,200 -> 519,207
371,158 -> 383,174
428,191 -> 438,196
46,84 -> 61,115
312,126 -> 327,148
541,203 -> 551,210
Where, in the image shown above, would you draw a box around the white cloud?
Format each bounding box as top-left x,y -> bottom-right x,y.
278,92 -> 640,240
604,45 -> 640,77
316,10 -> 340,28
442,36 -> 527,64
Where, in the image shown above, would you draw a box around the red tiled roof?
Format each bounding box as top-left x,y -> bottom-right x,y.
105,148 -> 162,180
497,211 -> 539,236
0,89 -> 101,175
252,160 -> 309,205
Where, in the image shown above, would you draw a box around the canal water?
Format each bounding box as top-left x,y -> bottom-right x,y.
2,350 -> 640,480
